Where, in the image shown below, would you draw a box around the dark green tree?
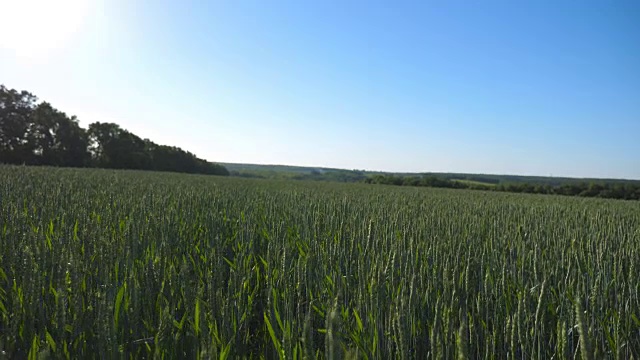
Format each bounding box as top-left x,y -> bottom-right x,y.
0,85 -> 38,164
2,85 -> 229,176
87,122 -> 149,169
30,102 -> 90,167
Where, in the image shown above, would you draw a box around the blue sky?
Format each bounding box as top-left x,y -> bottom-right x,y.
1,0 -> 639,178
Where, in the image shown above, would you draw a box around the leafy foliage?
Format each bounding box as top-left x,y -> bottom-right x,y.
0,85 -> 228,176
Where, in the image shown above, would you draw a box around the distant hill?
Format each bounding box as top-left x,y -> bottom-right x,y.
220,163 -> 354,174
219,162 -> 375,182
220,162 -> 640,186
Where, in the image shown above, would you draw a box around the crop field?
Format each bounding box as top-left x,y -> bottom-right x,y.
0,165 -> 639,359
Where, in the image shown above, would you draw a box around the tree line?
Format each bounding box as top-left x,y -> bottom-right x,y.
0,85 -> 228,176
364,174 -> 640,200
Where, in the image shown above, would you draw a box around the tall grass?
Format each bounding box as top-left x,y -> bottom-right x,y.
0,165 -> 639,358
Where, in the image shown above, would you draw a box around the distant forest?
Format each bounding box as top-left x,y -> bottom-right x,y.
365,174 -> 640,201
0,85 -> 228,176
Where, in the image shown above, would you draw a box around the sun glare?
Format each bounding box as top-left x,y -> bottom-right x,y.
0,0 -> 89,60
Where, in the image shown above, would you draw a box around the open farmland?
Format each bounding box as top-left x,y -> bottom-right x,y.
0,165 -> 639,358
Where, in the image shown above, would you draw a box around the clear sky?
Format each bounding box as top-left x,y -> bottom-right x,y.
1,0 -> 639,179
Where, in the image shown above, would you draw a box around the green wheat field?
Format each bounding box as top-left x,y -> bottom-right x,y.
0,165 -> 639,359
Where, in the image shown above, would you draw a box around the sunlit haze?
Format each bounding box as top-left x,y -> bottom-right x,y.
1,1 -> 638,179
0,0 -> 90,61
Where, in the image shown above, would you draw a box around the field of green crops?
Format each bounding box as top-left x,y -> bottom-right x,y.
1,165 -> 639,359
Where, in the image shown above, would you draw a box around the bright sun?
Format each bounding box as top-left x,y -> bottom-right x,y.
0,0 -> 89,60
